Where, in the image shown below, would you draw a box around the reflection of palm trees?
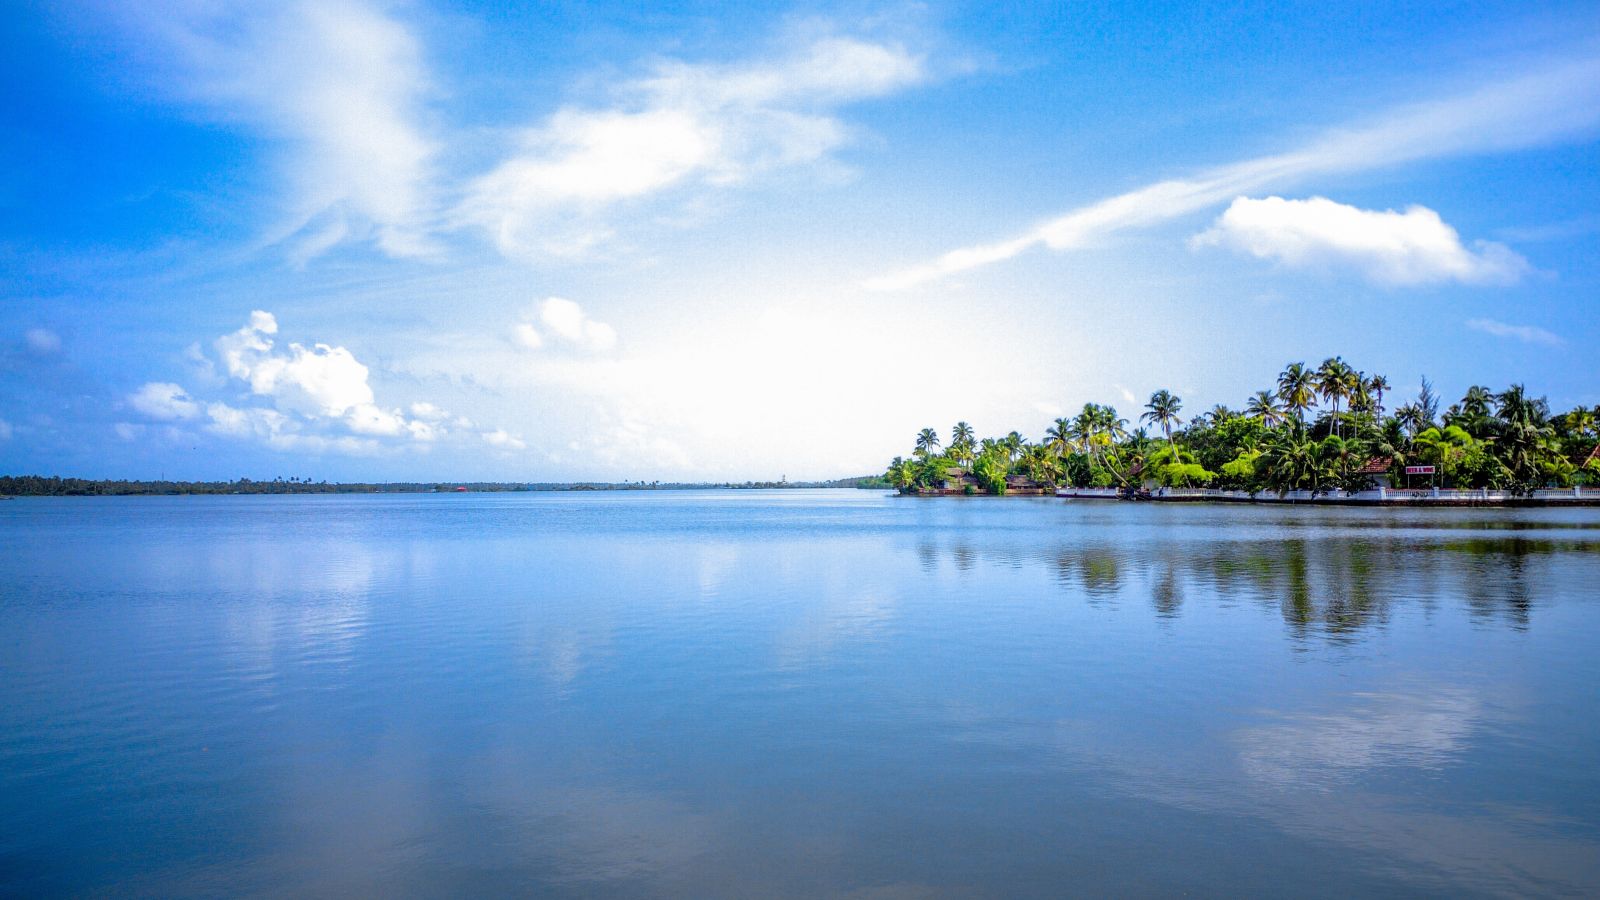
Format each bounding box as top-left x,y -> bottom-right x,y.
1152,562 -> 1183,618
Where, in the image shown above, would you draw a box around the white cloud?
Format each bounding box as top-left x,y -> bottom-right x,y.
25,328 -> 61,355
866,55 -> 1600,290
216,310 -> 378,418
1192,196 -> 1529,285
514,298 -> 619,354
156,1 -> 436,262
204,400 -> 381,454
458,35 -> 926,257
1465,317 -> 1564,346
0,418 -> 12,441
113,422 -> 143,441
482,429 -> 527,450
129,381 -> 202,421
512,322 -> 544,351
123,310 -> 496,455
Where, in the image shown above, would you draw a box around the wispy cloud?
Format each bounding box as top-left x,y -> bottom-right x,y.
152,1 -> 437,262
1465,317 -> 1564,346
1193,196 -> 1528,285
25,328 -> 62,356
135,6 -> 930,264
866,55 -> 1600,290
456,34 -> 928,257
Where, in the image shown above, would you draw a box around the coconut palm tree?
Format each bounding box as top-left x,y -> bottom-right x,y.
1261,430 -> 1319,494
1367,374 -> 1390,420
1495,384 -> 1554,491
1045,417 -> 1074,458
948,422 -> 976,468
885,456 -> 917,491
1567,406 -> 1598,440
1002,431 -> 1026,462
1278,362 -> 1316,429
914,428 -> 941,459
1246,390 -> 1284,427
1394,402 -> 1424,439
1141,389 -> 1184,449
1315,357 -> 1356,437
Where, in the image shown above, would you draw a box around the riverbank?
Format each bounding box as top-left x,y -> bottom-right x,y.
1054,486 -> 1600,506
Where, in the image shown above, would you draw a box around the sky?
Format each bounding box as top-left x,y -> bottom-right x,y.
2,1 -> 1597,482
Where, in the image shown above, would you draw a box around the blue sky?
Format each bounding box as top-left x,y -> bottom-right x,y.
2,1 -> 1597,481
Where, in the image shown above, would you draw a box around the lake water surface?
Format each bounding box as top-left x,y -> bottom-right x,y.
3,490 -> 1599,897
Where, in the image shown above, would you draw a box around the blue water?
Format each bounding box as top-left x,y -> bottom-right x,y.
2,490 -> 1599,897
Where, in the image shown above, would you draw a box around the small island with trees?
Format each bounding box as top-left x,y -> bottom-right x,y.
885,358 -> 1600,505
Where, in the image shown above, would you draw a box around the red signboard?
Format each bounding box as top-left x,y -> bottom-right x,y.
1405,465 -> 1435,475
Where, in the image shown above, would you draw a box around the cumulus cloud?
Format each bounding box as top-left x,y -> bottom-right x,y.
129,381 -> 202,421
1192,196 -> 1529,285
204,400 -> 380,454
1465,317 -> 1564,346
214,310 -> 441,438
482,429 -> 527,450
115,310 -> 499,456
458,35 -> 926,257
514,298 -> 618,354
866,55 -> 1600,290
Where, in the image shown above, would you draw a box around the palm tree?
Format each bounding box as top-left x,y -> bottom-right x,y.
949,422 -> 976,468
885,456 -> 916,491
1246,390 -> 1284,427
1261,430 -> 1319,494
1002,431 -> 1026,462
1045,417 -> 1074,458
914,428 -> 940,459
1022,444 -> 1063,487
1141,390 -> 1184,449
1495,384 -> 1554,491
1315,357 -> 1356,437
1394,402 -> 1424,439
1567,406 -> 1598,440
1367,374 -> 1390,419
1278,362 -> 1316,429
1206,405 -> 1234,427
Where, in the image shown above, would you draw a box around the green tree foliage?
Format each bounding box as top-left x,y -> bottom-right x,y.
886,364 -> 1597,496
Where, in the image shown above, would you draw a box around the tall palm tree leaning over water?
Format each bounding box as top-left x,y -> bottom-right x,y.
1142,390 -> 1184,449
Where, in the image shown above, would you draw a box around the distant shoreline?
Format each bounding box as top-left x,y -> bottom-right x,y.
0,475 -> 891,497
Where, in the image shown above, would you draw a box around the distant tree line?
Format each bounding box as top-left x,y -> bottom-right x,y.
887,359 -> 1600,496
1,474 -> 891,496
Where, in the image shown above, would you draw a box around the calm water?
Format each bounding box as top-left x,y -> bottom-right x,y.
3,490 -> 1599,897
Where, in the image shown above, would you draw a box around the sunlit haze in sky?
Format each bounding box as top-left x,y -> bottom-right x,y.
3,2 -> 1598,481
